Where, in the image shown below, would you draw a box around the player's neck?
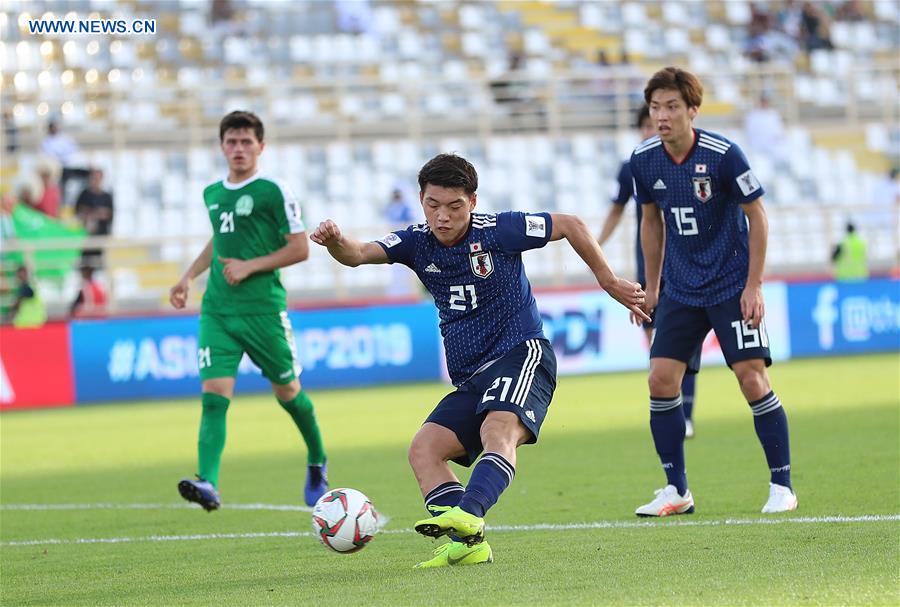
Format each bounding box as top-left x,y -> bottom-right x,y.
227,167 -> 258,185
663,128 -> 696,164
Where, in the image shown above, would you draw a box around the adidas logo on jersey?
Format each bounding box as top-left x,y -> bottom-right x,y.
424,263 -> 442,273
653,179 -> 667,190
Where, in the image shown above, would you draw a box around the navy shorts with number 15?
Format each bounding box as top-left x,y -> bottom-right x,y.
651,291 -> 772,372
425,338 -> 557,467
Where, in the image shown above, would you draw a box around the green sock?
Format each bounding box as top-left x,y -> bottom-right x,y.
279,390 -> 326,465
197,392 -> 230,488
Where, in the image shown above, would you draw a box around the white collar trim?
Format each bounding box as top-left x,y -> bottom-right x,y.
222,172 -> 260,190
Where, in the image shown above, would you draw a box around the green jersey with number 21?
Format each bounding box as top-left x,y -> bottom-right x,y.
202,174 -> 305,315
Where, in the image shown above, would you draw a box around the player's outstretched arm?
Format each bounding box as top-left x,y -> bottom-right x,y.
550,213 -> 650,321
310,219 -> 389,267
170,238 -> 213,309
741,198 -> 769,327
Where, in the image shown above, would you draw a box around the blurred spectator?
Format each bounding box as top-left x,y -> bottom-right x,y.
41,119 -> 89,206
2,109 -> 18,155
35,160 -> 62,218
384,188 -> 415,226
490,54 -> 530,112
800,1 -> 834,51
385,185 -> 418,297
5,265 -> 47,328
0,191 -> 15,240
75,168 -> 114,269
743,93 -> 787,164
778,0 -> 804,38
335,0 -> 372,34
69,264 -> 107,317
15,179 -> 41,214
210,0 -> 234,24
747,2 -> 799,63
596,50 -> 610,66
835,0 -> 866,21
746,3 -> 774,62
866,167 -> 900,228
832,222 -> 869,281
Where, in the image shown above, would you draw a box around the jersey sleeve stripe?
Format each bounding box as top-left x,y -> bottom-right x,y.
634,139 -> 662,155
698,142 -> 729,155
698,135 -> 731,151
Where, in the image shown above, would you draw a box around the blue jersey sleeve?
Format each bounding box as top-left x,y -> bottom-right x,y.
495,211 -> 553,253
373,225 -> 416,266
629,153 -> 654,205
723,144 -> 766,204
612,161 -> 633,205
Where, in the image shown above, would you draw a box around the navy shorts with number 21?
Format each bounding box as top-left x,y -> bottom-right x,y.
425,338 -> 557,467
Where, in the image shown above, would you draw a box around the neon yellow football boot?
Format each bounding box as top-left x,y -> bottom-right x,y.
414,506 -> 485,545
414,540 -> 493,569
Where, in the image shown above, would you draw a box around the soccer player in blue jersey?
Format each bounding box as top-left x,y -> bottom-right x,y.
630,67 -> 797,516
597,105 -> 701,438
311,153 -> 649,567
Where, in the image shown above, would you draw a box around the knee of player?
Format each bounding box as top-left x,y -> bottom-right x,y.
734,365 -> 770,399
272,380 -> 301,402
407,434 -> 434,468
479,413 -> 523,452
648,372 -> 678,397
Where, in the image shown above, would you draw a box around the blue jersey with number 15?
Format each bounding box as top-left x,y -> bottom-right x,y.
374,211 -> 553,385
630,128 -> 765,307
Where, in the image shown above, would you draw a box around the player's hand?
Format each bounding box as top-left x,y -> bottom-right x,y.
740,284 -> 765,328
631,287 -> 657,326
310,220 -> 343,246
219,257 -> 254,286
604,277 -> 651,323
169,278 -> 190,309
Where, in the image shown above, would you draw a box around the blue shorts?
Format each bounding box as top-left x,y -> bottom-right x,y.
425,338 -> 557,467
650,291 -> 772,371
640,279 -> 702,373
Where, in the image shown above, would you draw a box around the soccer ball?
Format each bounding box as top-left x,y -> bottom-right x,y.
311,488 -> 379,553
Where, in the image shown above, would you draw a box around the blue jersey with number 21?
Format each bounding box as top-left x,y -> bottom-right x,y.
630,128 -> 765,307
375,211 -> 553,385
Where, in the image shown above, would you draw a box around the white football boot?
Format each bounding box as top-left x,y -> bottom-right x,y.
761,483 -> 798,513
635,485 -> 695,517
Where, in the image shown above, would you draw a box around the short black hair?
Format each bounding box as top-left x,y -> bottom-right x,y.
635,105 -> 651,128
417,154 -> 478,196
219,110 -> 264,143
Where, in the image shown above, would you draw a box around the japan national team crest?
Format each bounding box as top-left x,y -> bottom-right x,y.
692,177 -> 713,202
469,247 -> 494,278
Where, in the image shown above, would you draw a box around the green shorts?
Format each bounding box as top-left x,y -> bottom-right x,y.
198,311 -> 301,384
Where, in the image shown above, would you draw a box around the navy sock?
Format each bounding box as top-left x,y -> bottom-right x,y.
681,374 -> 697,421
750,391 -> 792,489
649,395 -> 687,495
457,453 -> 515,518
423,481 -> 464,517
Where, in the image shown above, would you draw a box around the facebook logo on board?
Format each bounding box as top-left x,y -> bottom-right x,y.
793,279 -> 900,356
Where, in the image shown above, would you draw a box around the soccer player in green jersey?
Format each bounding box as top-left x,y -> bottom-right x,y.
169,111 -> 328,511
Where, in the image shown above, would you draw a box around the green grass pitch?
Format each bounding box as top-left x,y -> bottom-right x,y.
2,353 -> 898,606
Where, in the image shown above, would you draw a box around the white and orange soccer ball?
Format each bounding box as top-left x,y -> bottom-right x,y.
311,488 -> 379,553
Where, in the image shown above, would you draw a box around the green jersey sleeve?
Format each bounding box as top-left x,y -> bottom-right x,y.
270,178 -> 306,235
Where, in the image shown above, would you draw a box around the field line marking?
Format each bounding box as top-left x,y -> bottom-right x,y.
1,503 -> 313,512
2,514 -> 897,547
